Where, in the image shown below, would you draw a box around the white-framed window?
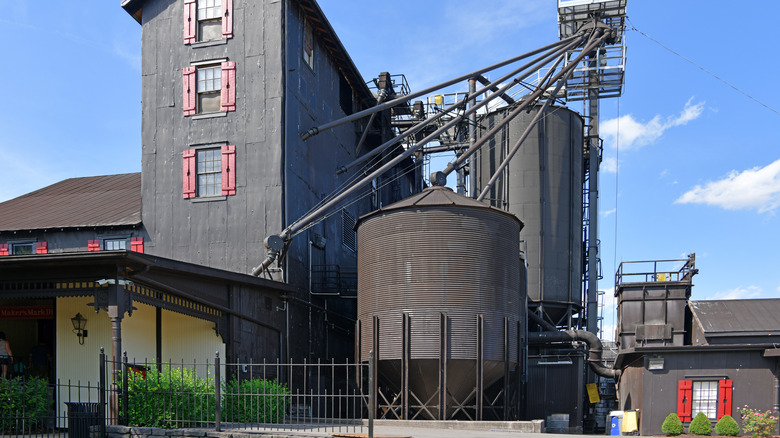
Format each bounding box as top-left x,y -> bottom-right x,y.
197,148 -> 223,197
197,0 -> 222,41
197,65 -> 222,114
103,238 -> 128,251
11,242 -> 35,255
303,19 -> 314,70
692,381 -> 718,420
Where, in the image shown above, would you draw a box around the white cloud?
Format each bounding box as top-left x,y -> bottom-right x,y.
705,286 -> 762,300
675,158 -> 780,213
601,156 -> 617,173
602,208 -> 616,217
600,98 -> 705,150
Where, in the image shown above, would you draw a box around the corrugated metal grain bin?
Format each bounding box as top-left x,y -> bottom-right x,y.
356,186 -> 524,419
474,105 -> 583,324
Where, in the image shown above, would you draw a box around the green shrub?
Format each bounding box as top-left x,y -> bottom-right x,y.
0,377 -> 50,434
715,414 -> 740,436
125,364 -> 216,428
739,406 -> 778,438
222,378 -> 290,423
689,412 -> 713,435
662,412 -> 684,435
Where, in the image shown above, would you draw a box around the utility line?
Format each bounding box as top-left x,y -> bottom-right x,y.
627,18 -> 780,116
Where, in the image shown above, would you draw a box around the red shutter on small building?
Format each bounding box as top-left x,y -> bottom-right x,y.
131,237 -> 144,254
36,242 -> 48,254
184,0 -> 197,44
183,66 -> 197,116
0,244 -> 8,256
221,145 -> 236,195
222,0 -> 233,39
183,149 -> 197,198
718,380 -> 733,420
88,240 -> 100,252
221,61 -> 236,112
678,380 -> 693,422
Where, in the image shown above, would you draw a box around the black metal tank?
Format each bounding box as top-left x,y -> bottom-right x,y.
356,186 -> 524,419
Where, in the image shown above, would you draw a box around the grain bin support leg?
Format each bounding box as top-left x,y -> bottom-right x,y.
402,313 -> 410,420
504,317 -> 510,421
439,312 -> 448,420
476,314 -> 484,420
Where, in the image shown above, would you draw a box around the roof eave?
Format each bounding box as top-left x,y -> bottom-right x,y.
121,0 -> 143,24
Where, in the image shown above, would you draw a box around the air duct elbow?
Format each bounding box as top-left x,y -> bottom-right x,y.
528,329 -> 620,380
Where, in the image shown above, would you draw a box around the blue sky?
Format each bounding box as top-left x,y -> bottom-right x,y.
2,1 -> 779,339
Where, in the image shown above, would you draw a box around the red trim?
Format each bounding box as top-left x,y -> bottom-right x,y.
222,0 -> 233,39
221,62 -> 236,112
183,149 -> 197,198
678,380 -> 692,422
183,66 -> 197,116
88,240 -> 100,252
184,0 -> 196,44
0,244 -> 8,256
221,145 -> 236,195
718,379 -> 733,420
36,242 -> 48,254
130,237 -> 144,254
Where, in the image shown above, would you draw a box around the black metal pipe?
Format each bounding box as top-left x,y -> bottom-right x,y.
528,329 -> 620,379
476,75 -> 515,105
443,29 -> 606,179
300,35 -> 582,140
335,38 -> 580,177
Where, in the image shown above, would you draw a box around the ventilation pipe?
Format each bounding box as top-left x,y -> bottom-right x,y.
528,312 -> 620,379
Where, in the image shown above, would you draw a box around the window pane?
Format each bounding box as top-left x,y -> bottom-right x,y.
11,243 -> 34,255
197,0 -> 222,20
104,239 -> 127,251
692,381 -> 719,420
199,20 -> 221,42
196,148 -> 222,197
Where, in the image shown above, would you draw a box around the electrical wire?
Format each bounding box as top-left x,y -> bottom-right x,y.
627,17 -> 780,116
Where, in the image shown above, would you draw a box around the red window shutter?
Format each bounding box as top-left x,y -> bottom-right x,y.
0,244 -> 8,256
678,380 -> 693,422
183,66 -> 197,116
88,240 -> 100,252
221,145 -> 236,195
131,237 -> 144,254
221,61 -> 236,111
183,149 -> 197,198
36,242 -> 48,254
718,379 -> 733,420
222,0 -> 233,39
183,0 -> 196,44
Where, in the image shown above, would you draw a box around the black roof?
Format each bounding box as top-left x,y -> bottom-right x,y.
690,299 -> 780,338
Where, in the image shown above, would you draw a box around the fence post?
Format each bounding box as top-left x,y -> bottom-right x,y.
122,351 -> 129,425
215,352 -> 221,431
100,348 -> 107,436
368,350 -> 375,438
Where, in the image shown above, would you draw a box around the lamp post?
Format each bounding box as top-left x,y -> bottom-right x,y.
71,313 -> 87,345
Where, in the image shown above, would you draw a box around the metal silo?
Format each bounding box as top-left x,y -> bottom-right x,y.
475,104 -> 583,327
356,186 -> 524,420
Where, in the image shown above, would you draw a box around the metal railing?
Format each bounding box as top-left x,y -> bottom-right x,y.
615,253 -> 697,286
0,351 -> 376,437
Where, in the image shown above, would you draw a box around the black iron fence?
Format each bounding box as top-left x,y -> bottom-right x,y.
0,351 -> 375,437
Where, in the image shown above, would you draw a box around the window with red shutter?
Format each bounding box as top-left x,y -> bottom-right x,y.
717,380 -> 733,420
183,149 -> 197,198
131,237 -> 144,254
36,242 -> 48,254
678,380 -> 693,422
184,0 -> 197,44
222,0 -> 233,39
183,67 -> 197,116
221,145 -> 236,195
0,244 -> 8,256
88,240 -> 100,252
221,61 -> 236,112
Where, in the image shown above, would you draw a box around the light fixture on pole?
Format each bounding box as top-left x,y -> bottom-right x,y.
71,313 -> 88,345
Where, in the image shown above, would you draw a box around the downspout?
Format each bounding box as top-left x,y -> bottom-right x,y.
528,311 -> 620,379
280,0 -> 289,361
